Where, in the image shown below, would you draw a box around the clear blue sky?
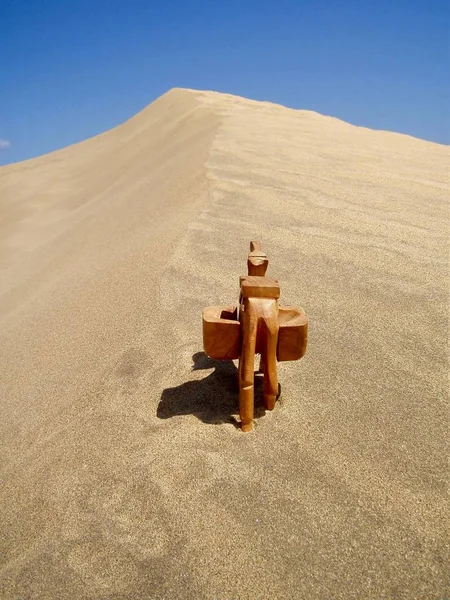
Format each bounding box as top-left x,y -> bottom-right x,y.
1,0 -> 448,165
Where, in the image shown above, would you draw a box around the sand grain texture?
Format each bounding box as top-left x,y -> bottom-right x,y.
0,88 -> 449,599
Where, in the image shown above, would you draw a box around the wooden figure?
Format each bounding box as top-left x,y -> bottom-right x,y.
202,241 -> 308,431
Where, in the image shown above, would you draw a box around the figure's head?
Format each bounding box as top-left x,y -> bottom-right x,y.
247,256 -> 269,276
247,240 -> 268,276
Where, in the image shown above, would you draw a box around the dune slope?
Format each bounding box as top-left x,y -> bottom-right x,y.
0,88 -> 448,599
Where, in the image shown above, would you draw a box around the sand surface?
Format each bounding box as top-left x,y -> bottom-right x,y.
0,88 -> 448,599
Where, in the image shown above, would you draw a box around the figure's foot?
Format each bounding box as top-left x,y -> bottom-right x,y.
264,394 -> 276,411
241,420 -> 253,432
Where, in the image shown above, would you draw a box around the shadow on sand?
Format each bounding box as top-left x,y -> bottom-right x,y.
157,352 -> 268,426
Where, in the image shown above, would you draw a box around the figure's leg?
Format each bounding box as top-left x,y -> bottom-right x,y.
239,312 -> 257,432
263,315 -> 279,411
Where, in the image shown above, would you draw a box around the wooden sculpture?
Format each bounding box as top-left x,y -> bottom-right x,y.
202,241 -> 308,432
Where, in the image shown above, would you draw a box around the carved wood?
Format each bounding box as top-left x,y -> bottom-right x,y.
202,241 -> 308,431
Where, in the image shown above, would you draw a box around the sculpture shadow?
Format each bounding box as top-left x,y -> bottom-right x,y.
157,352 -> 267,426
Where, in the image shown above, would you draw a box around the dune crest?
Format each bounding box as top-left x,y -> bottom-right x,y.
0,88 -> 448,599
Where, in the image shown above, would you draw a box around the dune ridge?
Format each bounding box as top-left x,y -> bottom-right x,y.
0,88 -> 448,599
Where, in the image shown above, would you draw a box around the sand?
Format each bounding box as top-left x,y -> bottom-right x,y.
0,88 -> 448,599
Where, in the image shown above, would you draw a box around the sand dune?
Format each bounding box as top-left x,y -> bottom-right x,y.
0,88 -> 448,599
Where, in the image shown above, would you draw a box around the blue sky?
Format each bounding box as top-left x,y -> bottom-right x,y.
1,0 -> 448,165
